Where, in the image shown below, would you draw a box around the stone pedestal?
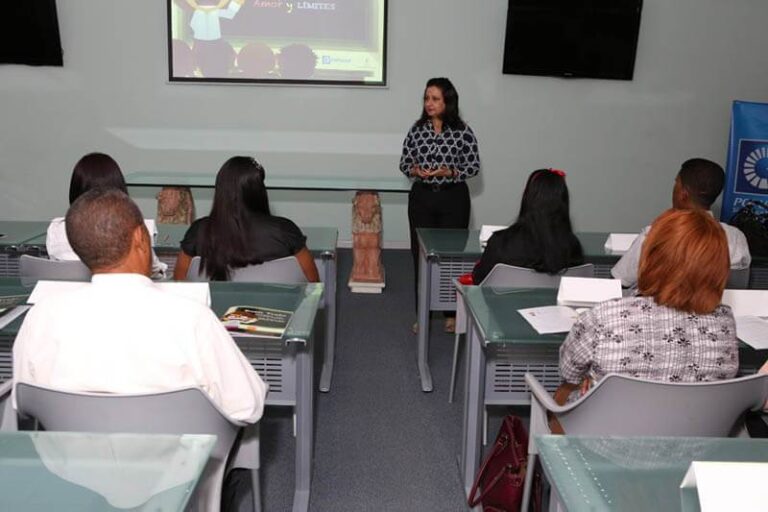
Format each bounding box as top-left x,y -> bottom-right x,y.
349,191 -> 385,293
156,187 -> 195,224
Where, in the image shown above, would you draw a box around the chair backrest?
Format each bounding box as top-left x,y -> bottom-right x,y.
230,255 -> 308,284
480,263 -> 595,288
557,373 -> 768,437
726,267 -> 750,289
186,256 -> 209,282
15,383 -> 242,510
19,255 -> 91,285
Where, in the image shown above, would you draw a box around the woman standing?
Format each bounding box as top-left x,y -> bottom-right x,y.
400,77 -> 481,332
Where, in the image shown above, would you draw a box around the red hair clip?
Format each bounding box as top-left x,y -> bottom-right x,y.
549,168 -> 566,177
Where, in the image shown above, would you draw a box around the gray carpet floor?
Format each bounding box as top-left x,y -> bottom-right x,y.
250,249 -> 473,511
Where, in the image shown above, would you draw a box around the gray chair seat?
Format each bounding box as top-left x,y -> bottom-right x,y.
15,383 -> 262,512
19,255 -> 91,286
521,371 -> 768,510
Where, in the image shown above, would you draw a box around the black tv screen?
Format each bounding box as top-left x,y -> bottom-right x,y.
503,0 -> 642,80
0,0 -> 63,66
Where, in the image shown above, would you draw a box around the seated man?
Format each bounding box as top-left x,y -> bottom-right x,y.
612,158 -> 750,288
13,189 -> 267,423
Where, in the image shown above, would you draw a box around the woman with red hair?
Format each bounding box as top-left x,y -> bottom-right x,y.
559,208 -> 738,389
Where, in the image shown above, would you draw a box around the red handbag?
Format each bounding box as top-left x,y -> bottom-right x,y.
468,415 -> 529,512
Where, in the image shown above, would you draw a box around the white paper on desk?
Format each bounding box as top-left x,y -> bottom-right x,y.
680,461 -> 768,512
479,225 -> 507,247
603,233 -> 638,253
518,306 -> 580,334
735,316 -> 768,349
0,305 -> 31,330
29,281 -> 211,307
721,290 -> 768,317
557,277 -> 622,308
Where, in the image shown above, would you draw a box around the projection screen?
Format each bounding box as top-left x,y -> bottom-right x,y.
168,0 -> 387,86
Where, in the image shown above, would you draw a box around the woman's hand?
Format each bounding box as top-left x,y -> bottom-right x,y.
426,166 -> 456,178
410,166 -> 431,179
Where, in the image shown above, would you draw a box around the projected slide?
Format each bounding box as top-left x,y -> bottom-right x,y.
168,0 -> 387,85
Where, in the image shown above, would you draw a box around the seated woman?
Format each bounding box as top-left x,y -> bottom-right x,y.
173,156 -> 319,282
472,168 -> 584,283
47,153 -> 167,278
560,208 -> 738,392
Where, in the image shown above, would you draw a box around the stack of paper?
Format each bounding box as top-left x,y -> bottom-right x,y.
28,280 -> 212,306
518,306 -> 581,334
557,276 -> 622,308
603,233 -> 638,253
680,461 -> 768,512
734,316 -> 768,350
721,289 -> 768,317
479,225 -> 507,247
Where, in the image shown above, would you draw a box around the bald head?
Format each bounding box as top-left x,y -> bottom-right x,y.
65,189 -> 150,274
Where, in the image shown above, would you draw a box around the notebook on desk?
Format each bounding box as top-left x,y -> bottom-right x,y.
603,233 -> 638,253
556,276 -> 622,308
479,225 -> 507,248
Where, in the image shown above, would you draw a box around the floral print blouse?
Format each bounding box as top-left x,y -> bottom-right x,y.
560,296 -> 738,385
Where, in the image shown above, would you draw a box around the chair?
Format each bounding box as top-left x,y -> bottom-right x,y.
0,381 -> 16,431
19,255 -> 90,285
230,256 -> 308,284
186,256 -> 308,284
15,383 -> 262,512
449,263 -> 595,403
727,267 -> 751,289
186,255 -> 208,282
521,372 -> 768,511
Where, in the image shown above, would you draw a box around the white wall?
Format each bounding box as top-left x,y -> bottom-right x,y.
1,0 -> 767,244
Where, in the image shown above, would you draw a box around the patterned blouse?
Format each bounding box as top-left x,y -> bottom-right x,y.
559,296 -> 738,385
398,120 -> 481,185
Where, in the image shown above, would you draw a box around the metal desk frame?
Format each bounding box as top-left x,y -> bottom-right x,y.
415,229 -> 618,392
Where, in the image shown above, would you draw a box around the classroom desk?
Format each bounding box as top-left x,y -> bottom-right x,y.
455,286 -> 767,503
536,435 -> 768,512
20,224 -> 341,393
0,222 -> 50,276
415,229 -> 618,392
0,431 -> 214,511
153,224 -> 340,393
0,279 -> 323,512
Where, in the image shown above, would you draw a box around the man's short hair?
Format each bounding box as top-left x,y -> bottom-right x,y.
677,158 -> 725,208
65,189 -> 144,270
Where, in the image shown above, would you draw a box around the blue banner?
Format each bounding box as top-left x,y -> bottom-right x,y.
721,101 -> 768,221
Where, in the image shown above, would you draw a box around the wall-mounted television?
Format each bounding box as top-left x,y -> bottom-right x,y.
502,0 -> 642,81
0,0 -> 63,66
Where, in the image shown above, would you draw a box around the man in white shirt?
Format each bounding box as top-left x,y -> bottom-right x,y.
13,189 -> 267,423
612,158 -> 751,288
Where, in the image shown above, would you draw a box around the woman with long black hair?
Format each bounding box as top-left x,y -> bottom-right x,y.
472,168 -> 584,283
47,152 -> 168,278
173,156 -> 319,281
400,77 -> 481,332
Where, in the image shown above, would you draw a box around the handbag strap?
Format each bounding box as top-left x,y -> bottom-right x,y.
468,428 -> 522,507
468,464 -> 514,508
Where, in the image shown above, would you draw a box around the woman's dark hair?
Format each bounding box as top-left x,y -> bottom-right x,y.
199,156 -> 271,280
514,169 -> 583,274
69,153 -> 127,204
417,77 -> 465,130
